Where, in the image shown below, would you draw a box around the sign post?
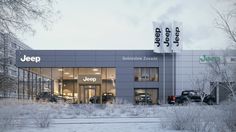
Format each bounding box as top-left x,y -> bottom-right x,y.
171,21 -> 183,95
153,21 -> 183,104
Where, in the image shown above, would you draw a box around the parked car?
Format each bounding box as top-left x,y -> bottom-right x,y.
54,95 -> 66,102
168,96 -> 176,104
89,92 -> 115,104
135,93 -> 153,105
36,92 -> 57,102
168,90 -> 216,105
63,95 -> 75,103
89,96 -> 100,104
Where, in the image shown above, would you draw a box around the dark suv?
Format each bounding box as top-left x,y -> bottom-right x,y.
175,90 -> 216,105
89,93 -> 115,104
36,92 -> 57,102
135,93 -> 153,105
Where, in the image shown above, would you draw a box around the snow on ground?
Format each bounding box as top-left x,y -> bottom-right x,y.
7,118 -> 176,132
0,99 -> 235,132
0,99 -> 172,119
10,121 -> 173,132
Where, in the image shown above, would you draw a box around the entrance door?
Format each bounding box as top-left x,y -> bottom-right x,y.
80,85 -> 101,104
84,88 -> 96,103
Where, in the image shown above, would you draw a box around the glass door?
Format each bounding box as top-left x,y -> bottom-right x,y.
80,85 -> 101,104
84,88 -> 96,104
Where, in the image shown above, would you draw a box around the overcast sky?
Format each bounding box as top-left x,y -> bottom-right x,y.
18,0 -> 235,50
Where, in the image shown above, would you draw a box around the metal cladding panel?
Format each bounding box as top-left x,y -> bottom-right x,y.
175,50 -> 236,96
16,50 -> 168,67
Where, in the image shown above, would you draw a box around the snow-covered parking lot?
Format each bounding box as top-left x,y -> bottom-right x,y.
0,99 -> 235,132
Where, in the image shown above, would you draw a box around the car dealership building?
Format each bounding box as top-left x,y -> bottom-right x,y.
15,50 -> 236,104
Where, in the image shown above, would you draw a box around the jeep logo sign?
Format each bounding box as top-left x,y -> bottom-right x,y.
78,75 -> 101,84
82,76 -> 96,82
199,55 -> 221,63
20,55 -> 41,63
173,27 -> 180,46
163,27 -> 171,47
154,27 -> 161,47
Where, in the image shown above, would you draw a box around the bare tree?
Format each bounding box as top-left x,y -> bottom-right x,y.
215,7 -> 236,48
214,2 -> 236,101
208,54 -> 236,99
0,74 -> 17,97
0,0 -> 57,35
0,0 -> 57,97
191,72 -> 216,104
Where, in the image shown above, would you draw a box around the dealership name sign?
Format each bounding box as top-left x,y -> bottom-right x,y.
153,21 -> 183,53
122,56 -> 158,61
20,55 -> 41,63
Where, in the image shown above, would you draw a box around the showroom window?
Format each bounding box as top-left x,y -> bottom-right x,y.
134,67 -> 159,82
18,67 -> 116,104
134,88 -> 159,105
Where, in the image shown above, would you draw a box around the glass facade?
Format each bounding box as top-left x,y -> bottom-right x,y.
18,68 -> 116,104
134,67 -> 159,82
134,88 -> 159,105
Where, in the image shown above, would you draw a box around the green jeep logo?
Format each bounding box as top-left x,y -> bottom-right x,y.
199,55 -> 221,63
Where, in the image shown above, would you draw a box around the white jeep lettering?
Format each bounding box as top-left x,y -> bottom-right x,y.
82,77 -> 96,82
20,55 -> 41,63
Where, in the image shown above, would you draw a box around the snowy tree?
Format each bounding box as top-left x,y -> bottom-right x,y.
207,54 -> 236,100
0,0 -> 57,35
191,72 -> 216,104
0,74 -> 17,97
215,5 -> 236,48
214,2 -> 236,101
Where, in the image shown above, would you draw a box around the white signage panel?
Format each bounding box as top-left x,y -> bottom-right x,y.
152,21 -> 183,53
226,56 -> 236,63
172,21 -> 183,52
153,22 -> 163,53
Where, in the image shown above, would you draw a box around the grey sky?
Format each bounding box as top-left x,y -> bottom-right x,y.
18,0 -> 235,50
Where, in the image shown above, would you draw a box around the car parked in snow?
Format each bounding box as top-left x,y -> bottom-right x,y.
168,90 -> 216,105
89,92 -> 115,104
36,92 -> 57,102
135,93 -> 153,105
